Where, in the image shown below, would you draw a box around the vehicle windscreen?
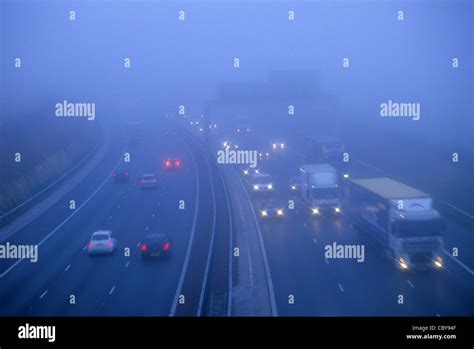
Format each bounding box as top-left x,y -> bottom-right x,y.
93,234 -> 109,241
311,187 -> 339,199
143,175 -> 155,181
253,176 -> 272,184
395,219 -> 444,237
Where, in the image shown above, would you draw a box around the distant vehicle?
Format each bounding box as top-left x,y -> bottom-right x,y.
348,177 -> 445,271
140,234 -> 173,260
304,136 -> 349,178
257,199 -> 286,219
140,174 -> 158,189
258,151 -> 271,161
112,168 -> 130,183
242,167 -> 260,177
164,158 -> 182,169
250,172 -> 274,193
289,176 -> 300,192
88,231 -> 117,255
222,140 -> 232,149
271,142 -> 286,152
300,164 -> 341,216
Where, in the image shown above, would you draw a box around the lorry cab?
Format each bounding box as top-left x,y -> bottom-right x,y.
300,164 -> 341,216
349,177 -> 445,271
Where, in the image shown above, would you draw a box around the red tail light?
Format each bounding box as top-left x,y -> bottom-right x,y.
88,242 -> 94,248
141,244 -> 147,252
175,160 -> 181,167
106,241 -> 113,247
163,242 -> 170,251
112,173 -> 116,177
125,173 -> 129,176
165,160 -> 171,167
140,179 -> 144,183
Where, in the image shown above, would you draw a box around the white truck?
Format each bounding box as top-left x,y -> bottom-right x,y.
300,164 -> 341,216
348,177 -> 445,270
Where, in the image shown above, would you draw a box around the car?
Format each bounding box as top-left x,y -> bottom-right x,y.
258,151 -> 271,161
250,172 -> 274,193
289,176 -> 300,192
242,167 -> 260,177
140,173 -> 158,189
257,199 -> 286,219
271,142 -> 286,151
164,158 -> 182,169
140,234 -> 173,260
87,230 -> 117,255
112,168 -> 130,183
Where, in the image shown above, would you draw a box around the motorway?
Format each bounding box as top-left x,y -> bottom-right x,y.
0,118 -> 231,316
0,115 -> 473,317
201,117 -> 474,317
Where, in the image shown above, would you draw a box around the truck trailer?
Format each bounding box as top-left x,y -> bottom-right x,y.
348,177 -> 445,270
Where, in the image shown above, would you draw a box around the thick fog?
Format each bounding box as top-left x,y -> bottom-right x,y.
1,0 -> 472,151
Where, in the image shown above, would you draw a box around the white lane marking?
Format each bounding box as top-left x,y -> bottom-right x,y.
125,261 -> 130,268
83,245 -> 88,251
145,226 -> 149,231
295,209 -> 300,214
157,202 -> 160,206
117,205 -> 120,209
239,176 -> 278,316
108,215 -> 112,220
312,238 -> 318,244
136,242 -> 141,247
109,286 -> 116,295
407,280 -> 415,288
0,151 -> 125,278
197,154 -> 217,317
64,264 -> 71,272
303,222 -> 308,228
217,166 -> 233,317
338,283 -> 344,292
123,194 -> 128,199
442,249 -> 474,275
40,290 -> 48,299
170,140 -> 201,317
325,258 -> 329,265
152,213 -> 156,218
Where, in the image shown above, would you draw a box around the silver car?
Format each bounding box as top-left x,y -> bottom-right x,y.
140,173 -> 158,189
88,231 -> 117,255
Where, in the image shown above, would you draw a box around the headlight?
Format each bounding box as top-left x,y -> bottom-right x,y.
243,170 -> 249,175
334,207 -> 341,213
223,141 -> 228,147
272,144 -> 276,149
261,210 -> 268,217
255,169 -> 260,174
277,209 -> 284,216
281,143 -> 285,149
291,185 -> 296,190
434,257 -> 443,268
399,257 -> 408,270
343,173 -> 349,179
312,208 -> 320,215
253,185 -> 259,190
267,184 -> 273,189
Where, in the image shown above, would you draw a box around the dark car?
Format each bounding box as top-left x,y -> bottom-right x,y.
163,158 -> 182,170
112,168 -> 130,183
140,234 -> 173,260
257,199 -> 286,219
